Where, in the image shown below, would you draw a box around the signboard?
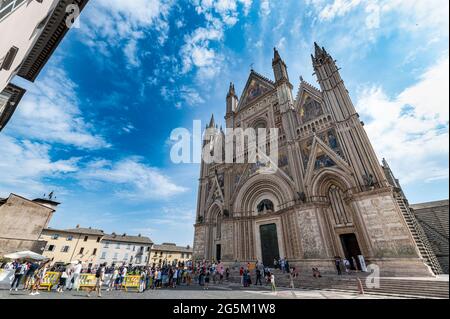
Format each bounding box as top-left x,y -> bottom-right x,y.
358,255 -> 367,272
122,275 -> 140,292
40,272 -> 60,291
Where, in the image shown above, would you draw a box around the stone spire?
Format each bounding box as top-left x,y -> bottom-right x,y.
273,47 -> 282,63
226,82 -> 238,117
272,47 -> 289,83
227,82 -> 236,98
312,42 -> 332,65
208,114 -> 215,128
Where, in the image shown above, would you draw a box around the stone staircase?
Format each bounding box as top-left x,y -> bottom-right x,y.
395,195 -> 443,275
227,269 -> 449,299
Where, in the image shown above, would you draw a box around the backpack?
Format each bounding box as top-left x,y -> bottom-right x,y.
95,268 -> 102,278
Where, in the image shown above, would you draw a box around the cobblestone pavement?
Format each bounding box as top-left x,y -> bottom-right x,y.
0,282 -> 401,299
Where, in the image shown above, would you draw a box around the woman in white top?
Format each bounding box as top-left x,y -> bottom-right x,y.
270,273 -> 276,292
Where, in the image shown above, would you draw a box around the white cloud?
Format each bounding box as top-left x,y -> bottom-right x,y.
276,37 -> 286,50
180,27 -> 224,80
182,1 -> 252,80
8,67 -> 108,149
0,135 -> 79,197
80,0 -> 174,67
259,0 -> 271,16
357,56 -> 449,185
307,0 -> 448,59
318,0 -> 361,21
160,85 -> 205,108
78,157 -> 189,200
193,0 -> 253,25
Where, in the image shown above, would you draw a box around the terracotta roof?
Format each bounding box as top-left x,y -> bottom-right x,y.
103,234 -> 153,245
152,243 -> 193,253
44,227 -> 104,236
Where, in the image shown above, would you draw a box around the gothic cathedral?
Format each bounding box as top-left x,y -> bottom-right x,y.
193,43 -> 433,276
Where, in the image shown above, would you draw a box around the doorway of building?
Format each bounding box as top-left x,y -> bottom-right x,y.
216,244 -> 222,262
340,233 -> 362,270
260,224 -> 280,267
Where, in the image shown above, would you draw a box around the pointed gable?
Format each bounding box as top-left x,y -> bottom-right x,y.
303,135 -> 352,186
295,80 -> 324,124
237,70 -> 275,111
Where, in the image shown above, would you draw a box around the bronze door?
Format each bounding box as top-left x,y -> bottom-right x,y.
260,224 -> 280,267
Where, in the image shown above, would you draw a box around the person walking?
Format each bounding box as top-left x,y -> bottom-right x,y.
30,262 -> 48,296
335,257 -> 342,275
107,267 -> 119,291
289,269 -> 295,289
87,263 -> 105,297
10,261 -> 27,292
270,272 -> 276,293
56,267 -> 69,293
69,261 -> 82,290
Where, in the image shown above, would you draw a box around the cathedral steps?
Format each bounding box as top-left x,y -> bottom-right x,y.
226,270 -> 449,299
395,196 -> 443,274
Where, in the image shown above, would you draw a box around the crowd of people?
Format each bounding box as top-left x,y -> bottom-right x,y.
1,256 -> 363,296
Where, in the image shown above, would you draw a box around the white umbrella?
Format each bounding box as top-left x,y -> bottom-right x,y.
4,251 -> 48,261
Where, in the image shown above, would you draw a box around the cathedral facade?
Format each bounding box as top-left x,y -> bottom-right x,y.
193,43 -> 433,276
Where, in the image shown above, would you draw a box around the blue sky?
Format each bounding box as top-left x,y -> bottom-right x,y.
0,0 -> 448,246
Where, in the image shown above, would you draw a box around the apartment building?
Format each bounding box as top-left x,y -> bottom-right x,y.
98,233 -> 154,267
0,0 -> 89,131
151,243 -> 193,267
40,225 -> 104,267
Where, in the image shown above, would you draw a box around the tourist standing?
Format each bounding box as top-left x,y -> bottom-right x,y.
10,261 -> 27,291
270,272 -> 276,292
239,266 -> 244,285
139,270 -> 147,293
255,268 -> 262,286
204,271 -> 210,290
335,257 -> 342,275
289,269 -> 295,289
343,258 -> 351,274
56,267 -> 69,293
23,261 -> 38,290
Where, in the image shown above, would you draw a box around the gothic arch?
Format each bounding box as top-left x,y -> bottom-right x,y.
310,167 -> 355,198
233,173 -> 295,216
206,202 -> 223,223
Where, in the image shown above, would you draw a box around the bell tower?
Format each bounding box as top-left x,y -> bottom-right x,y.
312,42 -> 388,188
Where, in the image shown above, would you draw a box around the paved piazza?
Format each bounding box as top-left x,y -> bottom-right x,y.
1,282 -> 401,300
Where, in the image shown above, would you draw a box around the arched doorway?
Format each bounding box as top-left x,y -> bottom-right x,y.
207,203 -> 223,261
326,183 -> 362,270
